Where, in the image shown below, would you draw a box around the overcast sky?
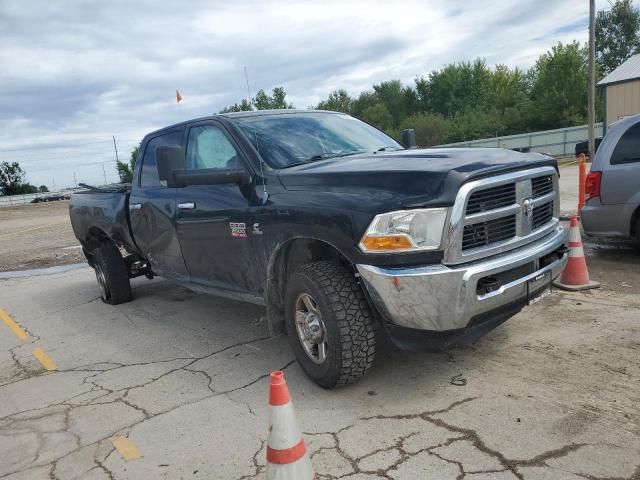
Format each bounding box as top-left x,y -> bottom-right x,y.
0,0 -> 625,188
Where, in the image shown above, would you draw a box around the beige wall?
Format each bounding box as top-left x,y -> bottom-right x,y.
606,80 -> 640,124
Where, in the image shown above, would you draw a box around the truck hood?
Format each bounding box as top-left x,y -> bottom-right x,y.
276,148 -> 557,206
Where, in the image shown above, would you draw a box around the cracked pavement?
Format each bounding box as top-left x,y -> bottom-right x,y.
1,239 -> 639,479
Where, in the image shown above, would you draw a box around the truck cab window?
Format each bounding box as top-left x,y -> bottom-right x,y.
611,123 -> 640,165
186,125 -> 239,170
140,130 -> 183,187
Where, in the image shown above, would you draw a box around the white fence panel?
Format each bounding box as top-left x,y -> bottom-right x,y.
438,123 -> 604,157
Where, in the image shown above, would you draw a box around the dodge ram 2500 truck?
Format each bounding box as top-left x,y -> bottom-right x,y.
70,110 -> 568,388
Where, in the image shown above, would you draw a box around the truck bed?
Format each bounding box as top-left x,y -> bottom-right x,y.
69,185 -> 137,254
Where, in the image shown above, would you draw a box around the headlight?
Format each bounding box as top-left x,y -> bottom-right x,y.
359,208 -> 448,253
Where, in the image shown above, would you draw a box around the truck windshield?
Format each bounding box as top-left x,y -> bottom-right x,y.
232,112 -> 403,168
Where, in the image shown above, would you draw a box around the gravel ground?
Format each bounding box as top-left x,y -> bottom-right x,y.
0,201 -> 83,271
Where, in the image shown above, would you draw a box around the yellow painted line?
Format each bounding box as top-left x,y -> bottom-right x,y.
32,347 -> 57,371
111,436 -> 142,460
560,160 -> 580,168
0,308 -> 29,341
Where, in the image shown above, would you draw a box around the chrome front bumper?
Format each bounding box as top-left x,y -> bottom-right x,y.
357,225 -> 568,332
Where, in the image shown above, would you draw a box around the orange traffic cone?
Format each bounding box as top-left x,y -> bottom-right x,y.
553,217 -> 600,291
266,371 -> 316,480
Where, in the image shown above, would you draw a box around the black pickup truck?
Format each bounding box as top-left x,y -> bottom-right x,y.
70,110 -> 568,388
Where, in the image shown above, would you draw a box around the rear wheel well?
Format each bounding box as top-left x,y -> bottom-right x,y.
81,228 -> 112,266
267,238 -> 351,313
85,228 -> 111,251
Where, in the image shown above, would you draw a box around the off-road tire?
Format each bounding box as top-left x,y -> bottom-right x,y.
93,243 -> 132,305
284,261 -> 376,388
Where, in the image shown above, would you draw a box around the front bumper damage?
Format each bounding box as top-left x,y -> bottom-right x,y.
357,225 -> 568,351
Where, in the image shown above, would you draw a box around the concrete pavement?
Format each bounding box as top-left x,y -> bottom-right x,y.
1,238 -> 639,479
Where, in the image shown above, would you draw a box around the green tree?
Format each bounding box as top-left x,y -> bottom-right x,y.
450,108 -> 508,143
0,161 -> 28,196
117,146 -> 139,184
219,86 -> 293,113
372,80 -> 415,127
351,91 -> 379,118
219,99 -> 253,113
38,185 -> 49,193
487,65 -> 530,114
316,89 -> 353,113
416,59 -> 492,118
253,87 -> 293,110
529,41 -> 589,129
398,113 -> 453,146
361,103 -> 394,131
596,0 -> 640,75
17,184 -> 38,194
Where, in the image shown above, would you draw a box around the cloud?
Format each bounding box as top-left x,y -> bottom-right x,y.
0,0 -> 624,187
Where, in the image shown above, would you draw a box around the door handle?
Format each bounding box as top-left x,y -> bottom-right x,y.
129,203 -> 142,211
178,202 -> 196,210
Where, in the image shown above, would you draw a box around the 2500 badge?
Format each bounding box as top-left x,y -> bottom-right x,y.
229,222 -> 247,238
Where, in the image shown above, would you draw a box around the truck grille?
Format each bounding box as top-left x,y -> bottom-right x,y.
463,215 -> 517,249
532,175 -> 553,198
444,167 -> 559,264
466,184 -> 516,214
533,201 -> 554,230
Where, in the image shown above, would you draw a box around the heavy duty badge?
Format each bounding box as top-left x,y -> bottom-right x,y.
230,222 -> 247,238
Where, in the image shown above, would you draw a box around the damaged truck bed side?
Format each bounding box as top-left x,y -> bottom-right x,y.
69,110 -> 568,388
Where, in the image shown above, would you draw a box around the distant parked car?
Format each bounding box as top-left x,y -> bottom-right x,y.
575,138 -> 602,158
581,115 -> 640,245
30,194 -> 66,203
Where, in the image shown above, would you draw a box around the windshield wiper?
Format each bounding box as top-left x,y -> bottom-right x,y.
374,146 -> 405,153
283,150 -> 368,168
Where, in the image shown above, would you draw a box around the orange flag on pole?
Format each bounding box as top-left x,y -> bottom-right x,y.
176,90 -> 183,103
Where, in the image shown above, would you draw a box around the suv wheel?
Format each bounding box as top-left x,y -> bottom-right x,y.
284,261 -> 376,388
93,243 -> 132,305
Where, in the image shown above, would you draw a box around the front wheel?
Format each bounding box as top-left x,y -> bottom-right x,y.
284,261 -> 376,388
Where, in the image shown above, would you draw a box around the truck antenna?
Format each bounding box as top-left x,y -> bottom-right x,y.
244,66 -> 253,111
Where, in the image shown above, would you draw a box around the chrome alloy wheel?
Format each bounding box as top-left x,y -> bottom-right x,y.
95,264 -> 110,301
294,293 -> 328,364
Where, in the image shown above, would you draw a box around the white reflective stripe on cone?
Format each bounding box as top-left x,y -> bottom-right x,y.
568,225 -> 582,243
568,245 -> 585,257
269,402 -> 303,450
267,456 -> 315,480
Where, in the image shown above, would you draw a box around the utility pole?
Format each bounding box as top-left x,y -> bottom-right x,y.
112,135 -> 120,165
102,164 -> 107,184
588,0 -> 596,160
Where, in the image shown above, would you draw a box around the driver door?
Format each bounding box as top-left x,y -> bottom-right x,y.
174,121 -> 261,295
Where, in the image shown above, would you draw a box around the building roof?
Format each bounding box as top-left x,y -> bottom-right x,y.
598,54 -> 640,86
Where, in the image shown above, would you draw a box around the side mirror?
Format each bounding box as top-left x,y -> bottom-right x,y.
402,129 -> 417,149
173,168 -> 251,187
156,146 -> 185,188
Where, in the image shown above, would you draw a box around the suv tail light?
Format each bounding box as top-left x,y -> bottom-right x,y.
584,171 -> 602,201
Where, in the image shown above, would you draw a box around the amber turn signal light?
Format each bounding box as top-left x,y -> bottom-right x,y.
361,235 -> 414,251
